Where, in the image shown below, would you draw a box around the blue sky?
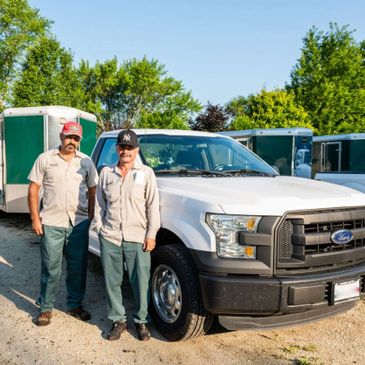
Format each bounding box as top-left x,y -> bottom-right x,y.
28,0 -> 365,105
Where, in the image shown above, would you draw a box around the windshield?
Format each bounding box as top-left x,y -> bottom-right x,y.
138,134 -> 277,175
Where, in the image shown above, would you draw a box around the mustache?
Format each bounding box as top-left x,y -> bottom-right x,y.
66,143 -> 76,148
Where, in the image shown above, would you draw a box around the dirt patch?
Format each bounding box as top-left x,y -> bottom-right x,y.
0,214 -> 364,365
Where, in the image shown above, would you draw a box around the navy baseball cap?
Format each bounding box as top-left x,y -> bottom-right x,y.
116,129 -> 139,148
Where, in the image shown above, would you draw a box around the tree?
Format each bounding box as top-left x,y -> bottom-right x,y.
137,90 -> 200,129
288,23 -> 365,135
0,0 -> 50,109
226,95 -> 250,118
227,89 -> 311,130
12,37 -> 85,108
79,57 -> 201,130
78,58 -> 121,131
190,102 -> 230,132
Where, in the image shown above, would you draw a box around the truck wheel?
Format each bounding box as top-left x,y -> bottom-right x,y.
150,244 -> 213,341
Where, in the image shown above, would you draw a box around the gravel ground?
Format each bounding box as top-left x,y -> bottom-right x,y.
1,213 -> 365,365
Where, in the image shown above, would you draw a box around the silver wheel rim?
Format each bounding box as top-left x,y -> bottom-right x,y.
152,264 -> 182,323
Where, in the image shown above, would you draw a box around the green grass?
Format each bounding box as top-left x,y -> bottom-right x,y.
282,343 -> 317,354
282,344 -> 301,353
301,344 -> 317,352
294,356 -> 323,365
294,358 -> 312,365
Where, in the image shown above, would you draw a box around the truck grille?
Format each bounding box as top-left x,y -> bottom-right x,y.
276,208 -> 365,272
304,218 -> 364,254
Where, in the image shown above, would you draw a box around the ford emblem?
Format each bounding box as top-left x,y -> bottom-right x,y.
331,229 -> 353,244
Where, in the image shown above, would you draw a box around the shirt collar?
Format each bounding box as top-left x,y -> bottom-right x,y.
113,164 -> 122,176
113,159 -> 143,176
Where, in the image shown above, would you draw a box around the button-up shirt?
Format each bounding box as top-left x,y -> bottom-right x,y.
92,160 -> 160,246
28,148 -> 98,228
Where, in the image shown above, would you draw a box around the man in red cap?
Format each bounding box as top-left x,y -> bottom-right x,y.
28,121 -> 98,326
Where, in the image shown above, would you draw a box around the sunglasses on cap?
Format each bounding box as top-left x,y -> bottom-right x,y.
64,135 -> 81,142
118,144 -> 136,150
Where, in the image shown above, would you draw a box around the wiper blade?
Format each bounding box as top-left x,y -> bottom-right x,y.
224,169 -> 276,177
155,169 -> 228,176
193,169 -> 229,176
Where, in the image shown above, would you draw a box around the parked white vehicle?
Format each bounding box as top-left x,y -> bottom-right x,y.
90,129 -> 365,341
313,133 -> 365,193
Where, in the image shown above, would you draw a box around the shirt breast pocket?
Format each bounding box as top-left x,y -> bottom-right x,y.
45,164 -> 62,182
105,184 -> 120,203
130,184 -> 145,201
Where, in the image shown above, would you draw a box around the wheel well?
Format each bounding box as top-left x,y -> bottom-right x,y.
156,228 -> 185,248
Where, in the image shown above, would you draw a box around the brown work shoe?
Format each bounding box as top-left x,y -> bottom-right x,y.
67,306 -> 91,321
36,311 -> 52,326
107,321 -> 128,341
136,323 -> 151,341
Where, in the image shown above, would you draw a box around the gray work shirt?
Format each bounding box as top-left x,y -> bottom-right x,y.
92,160 -> 161,246
28,149 -> 98,228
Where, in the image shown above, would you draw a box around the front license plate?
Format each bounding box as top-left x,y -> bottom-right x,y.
334,279 -> 361,304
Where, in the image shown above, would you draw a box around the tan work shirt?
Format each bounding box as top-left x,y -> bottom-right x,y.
28,149 -> 98,228
92,160 -> 160,245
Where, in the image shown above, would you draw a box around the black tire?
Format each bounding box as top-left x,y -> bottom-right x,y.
149,244 -> 214,341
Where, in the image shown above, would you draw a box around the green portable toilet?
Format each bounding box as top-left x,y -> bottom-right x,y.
220,128 -> 313,178
0,106 -> 97,213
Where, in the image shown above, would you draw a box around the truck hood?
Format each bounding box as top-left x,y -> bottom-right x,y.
157,175 -> 365,216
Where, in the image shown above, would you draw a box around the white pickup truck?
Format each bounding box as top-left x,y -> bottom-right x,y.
90,129 -> 365,341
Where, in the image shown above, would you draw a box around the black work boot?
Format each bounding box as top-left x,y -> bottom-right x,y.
67,306 -> 91,321
108,321 -> 128,341
135,323 -> 151,341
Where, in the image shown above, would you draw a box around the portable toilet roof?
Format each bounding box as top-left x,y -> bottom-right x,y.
2,105 -> 97,122
313,133 -> 365,142
221,128 -> 313,138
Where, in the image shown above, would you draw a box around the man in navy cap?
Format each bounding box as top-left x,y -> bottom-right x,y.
93,129 -> 160,341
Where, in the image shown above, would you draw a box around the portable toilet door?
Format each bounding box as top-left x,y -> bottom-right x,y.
0,113 -> 5,210
1,106 -> 97,213
1,109 -> 45,213
220,128 -> 313,177
78,114 -> 97,156
313,134 -> 365,193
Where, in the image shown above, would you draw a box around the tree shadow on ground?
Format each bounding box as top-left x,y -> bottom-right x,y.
0,213 -> 167,342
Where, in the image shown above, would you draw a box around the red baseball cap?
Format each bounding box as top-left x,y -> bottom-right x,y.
61,121 -> 83,139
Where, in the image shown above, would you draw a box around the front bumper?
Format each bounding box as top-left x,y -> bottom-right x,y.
199,262 -> 365,329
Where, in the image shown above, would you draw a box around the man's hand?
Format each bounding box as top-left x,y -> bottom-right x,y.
143,238 -> 156,252
32,217 -> 43,236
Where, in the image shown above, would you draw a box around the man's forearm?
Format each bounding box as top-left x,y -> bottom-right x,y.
88,186 -> 96,220
28,182 -> 43,235
28,184 -> 40,222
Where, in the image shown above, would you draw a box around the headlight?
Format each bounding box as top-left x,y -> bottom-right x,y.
206,214 -> 261,259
